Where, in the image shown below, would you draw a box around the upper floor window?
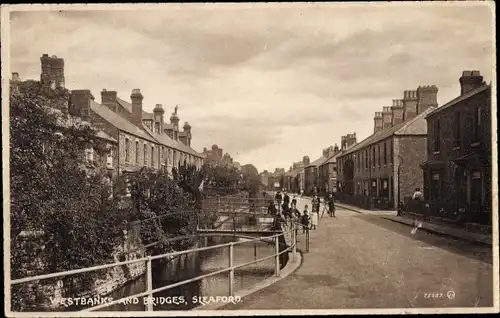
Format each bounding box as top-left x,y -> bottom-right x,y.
453,112 -> 461,147
383,143 -> 387,164
144,144 -> 148,166
473,107 -> 481,142
372,147 -> 376,168
377,144 -> 381,167
433,119 -> 440,152
135,141 -> 140,164
125,138 -> 130,162
151,146 -> 155,167
365,150 -> 368,169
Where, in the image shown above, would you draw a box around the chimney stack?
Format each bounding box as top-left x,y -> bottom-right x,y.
459,70 -> 484,95
153,104 -> 165,135
101,89 -> 118,113
40,54 -> 65,90
374,112 -> 383,133
403,90 -> 418,120
70,90 -> 95,121
416,85 -> 438,113
130,89 -> 143,126
303,156 -> 310,166
183,122 -> 192,146
382,107 -> 392,129
12,72 -> 20,82
391,99 -> 405,125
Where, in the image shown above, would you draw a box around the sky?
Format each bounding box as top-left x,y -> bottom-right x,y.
7,3 -> 495,173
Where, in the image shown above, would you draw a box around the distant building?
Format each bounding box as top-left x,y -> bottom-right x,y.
202,144 -> 237,168
260,170 -> 271,187
337,85 -> 438,209
420,71 -> 492,224
318,144 -> 341,194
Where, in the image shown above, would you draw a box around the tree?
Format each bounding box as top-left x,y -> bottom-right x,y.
204,162 -> 241,195
10,80 -> 132,310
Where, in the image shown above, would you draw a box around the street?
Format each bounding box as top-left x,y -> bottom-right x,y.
222,196 -> 493,309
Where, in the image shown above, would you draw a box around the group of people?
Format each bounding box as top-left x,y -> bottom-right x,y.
269,190 -> 336,233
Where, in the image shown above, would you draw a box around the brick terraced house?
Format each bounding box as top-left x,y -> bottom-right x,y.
419,71 -> 492,225
336,85 -> 439,210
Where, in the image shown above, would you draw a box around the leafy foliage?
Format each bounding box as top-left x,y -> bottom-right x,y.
10,81 -> 131,310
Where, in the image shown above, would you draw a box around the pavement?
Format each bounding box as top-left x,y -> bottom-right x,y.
332,201 -> 492,247
221,196 -> 494,310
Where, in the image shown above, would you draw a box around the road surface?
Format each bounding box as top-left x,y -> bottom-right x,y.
221,196 -> 494,309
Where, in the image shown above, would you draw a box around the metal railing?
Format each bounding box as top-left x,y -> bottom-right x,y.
10,220 -> 305,312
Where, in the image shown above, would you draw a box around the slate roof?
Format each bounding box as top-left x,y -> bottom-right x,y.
340,106 -> 436,157
90,100 -> 157,142
112,97 -> 201,157
426,84 -> 490,118
46,106 -> 117,143
306,155 -> 329,168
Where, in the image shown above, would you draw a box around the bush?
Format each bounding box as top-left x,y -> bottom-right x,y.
10,81 -> 131,310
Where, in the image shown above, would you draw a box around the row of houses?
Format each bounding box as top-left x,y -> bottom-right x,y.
12,54 -> 206,190
279,134 -> 357,196
280,70 -> 492,225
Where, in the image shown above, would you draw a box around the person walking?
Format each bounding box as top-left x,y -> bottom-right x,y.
328,193 -> 336,218
301,206 -> 310,234
300,189 -> 304,197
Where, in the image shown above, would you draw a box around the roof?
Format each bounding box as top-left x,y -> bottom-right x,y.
46,106 -> 117,143
140,122 -> 202,157
340,106 -> 436,157
306,155 -> 329,168
90,100 -> 157,142
116,97 -> 133,113
426,84 -> 490,118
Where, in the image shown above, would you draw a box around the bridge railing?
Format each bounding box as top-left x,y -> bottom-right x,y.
10,220 -> 305,312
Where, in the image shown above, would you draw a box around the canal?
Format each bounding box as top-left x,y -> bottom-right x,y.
98,235 -> 281,311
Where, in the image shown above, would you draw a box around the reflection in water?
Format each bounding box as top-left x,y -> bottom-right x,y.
100,236 -> 277,311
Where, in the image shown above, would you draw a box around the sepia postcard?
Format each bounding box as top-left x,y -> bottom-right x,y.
2,2 -> 498,316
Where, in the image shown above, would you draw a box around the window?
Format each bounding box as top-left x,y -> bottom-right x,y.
433,119 -> 440,152
383,143 -> 387,164
365,150 -> 368,169
135,141 -> 140,164
151,146 -> 155,167
473,107 -> 481,142
125,138 -> 130,162
144,144 -> 148,166
168,149 -> 172,165
453,112 -> 461,147
470,170 -> 483,205
173,151 -> 177,166
430,171 -> 442,200
377,144 -> 381,167
372,147 -> 376,168
85,147 -> 94,163
106,148 -> 113,167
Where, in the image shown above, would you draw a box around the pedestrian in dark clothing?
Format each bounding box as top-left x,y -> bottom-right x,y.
273,212 -> 284,231
267,201 -> 277,215
329,194 -> 336,217
291,198 -> 297,208
283,192 -> 290,206
301,205 -> 310,233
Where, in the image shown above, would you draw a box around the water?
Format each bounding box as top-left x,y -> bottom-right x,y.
99,236 -> 278,311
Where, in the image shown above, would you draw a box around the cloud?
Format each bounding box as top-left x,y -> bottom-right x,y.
7,3 -> 494,172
